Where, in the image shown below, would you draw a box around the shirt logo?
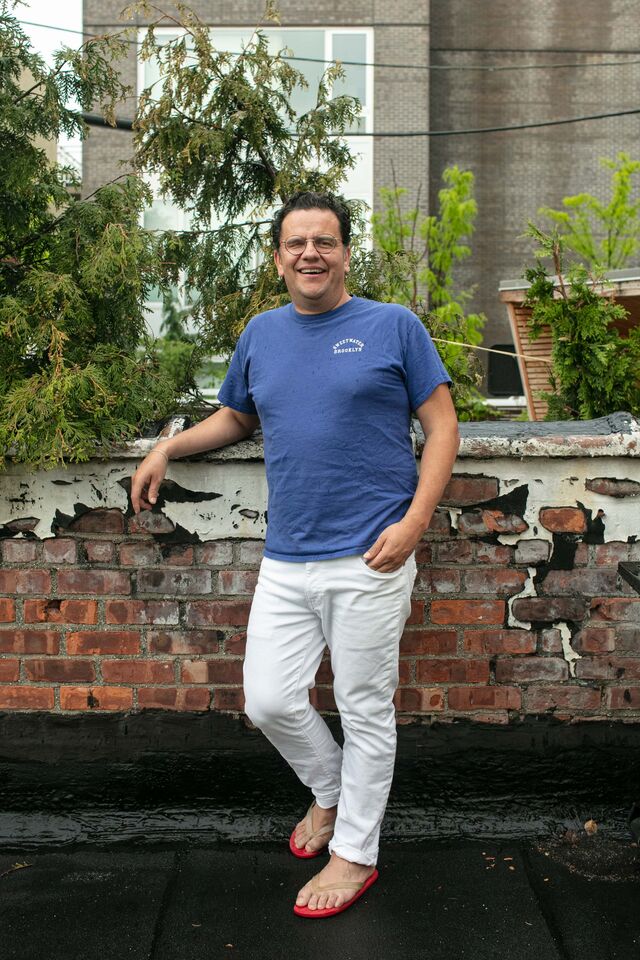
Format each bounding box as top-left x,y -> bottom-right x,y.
333,338 -> 364,354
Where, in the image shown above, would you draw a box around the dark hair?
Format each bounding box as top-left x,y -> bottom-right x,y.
271,191 -> 351,248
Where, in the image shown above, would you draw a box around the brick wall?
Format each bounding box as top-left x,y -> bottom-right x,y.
1,426 -> 639,723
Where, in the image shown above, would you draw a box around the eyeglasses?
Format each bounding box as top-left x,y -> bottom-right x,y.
280,235 -> 341,255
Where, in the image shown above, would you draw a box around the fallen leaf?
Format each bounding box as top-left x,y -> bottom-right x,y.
584,819 -> 598,836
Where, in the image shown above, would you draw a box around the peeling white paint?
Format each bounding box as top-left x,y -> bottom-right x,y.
557,621 -> 582,677
448,507 -> 462,531
507,566 -> 537,628
453,457 -> 640,545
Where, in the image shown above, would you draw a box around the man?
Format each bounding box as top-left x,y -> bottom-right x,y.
131,191 -> 460,918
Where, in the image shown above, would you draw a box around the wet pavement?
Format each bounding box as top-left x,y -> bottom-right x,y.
1,835 -> 638,960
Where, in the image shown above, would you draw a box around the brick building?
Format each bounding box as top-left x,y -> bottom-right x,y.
83,0 -> 640,393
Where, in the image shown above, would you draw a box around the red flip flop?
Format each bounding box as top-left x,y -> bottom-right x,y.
289,801 -> 334,859
293,868 -> 379,918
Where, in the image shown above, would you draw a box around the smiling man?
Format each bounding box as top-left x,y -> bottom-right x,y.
131,191 -> 460,919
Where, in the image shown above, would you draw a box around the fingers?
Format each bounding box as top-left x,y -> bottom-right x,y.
131,460 -> 166,514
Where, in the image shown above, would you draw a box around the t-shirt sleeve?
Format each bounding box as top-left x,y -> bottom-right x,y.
217,330 -> 258,416
403,313 -> 453,411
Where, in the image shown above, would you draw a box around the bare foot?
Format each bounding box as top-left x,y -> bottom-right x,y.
295,853 -> 376,911
293,801 -> 337,854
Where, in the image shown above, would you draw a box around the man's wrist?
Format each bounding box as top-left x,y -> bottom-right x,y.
402,511 -> 431,535
150,443 -> 171,463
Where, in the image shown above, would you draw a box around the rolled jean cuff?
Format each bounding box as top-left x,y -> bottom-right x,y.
328,840 -> 377,867
315,793 -> 341,809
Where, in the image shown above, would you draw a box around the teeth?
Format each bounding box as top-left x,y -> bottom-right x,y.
300,270 -> 323,274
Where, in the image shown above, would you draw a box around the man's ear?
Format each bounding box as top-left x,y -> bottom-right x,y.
273,248 -> 284,278
344,244 -> 351,274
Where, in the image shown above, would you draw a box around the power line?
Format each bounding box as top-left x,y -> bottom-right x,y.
81,106 -> 640,137
15,18 -> 640,74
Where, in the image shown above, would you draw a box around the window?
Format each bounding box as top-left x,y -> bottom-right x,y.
139,26 -> 373,336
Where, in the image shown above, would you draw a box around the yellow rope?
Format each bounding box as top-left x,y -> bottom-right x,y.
431,338 -> 554,365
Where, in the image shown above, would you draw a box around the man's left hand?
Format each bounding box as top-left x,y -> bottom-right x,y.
363,516 -> 427,572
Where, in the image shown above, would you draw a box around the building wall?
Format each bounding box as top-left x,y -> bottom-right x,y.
82,0 -> 430,213
1,431 -> 639,722
429,0 -> 640,365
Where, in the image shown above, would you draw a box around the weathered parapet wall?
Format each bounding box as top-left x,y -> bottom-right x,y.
0,413 -> 639,725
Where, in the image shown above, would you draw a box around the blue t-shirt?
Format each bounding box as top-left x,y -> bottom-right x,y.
217,296 -> 452,561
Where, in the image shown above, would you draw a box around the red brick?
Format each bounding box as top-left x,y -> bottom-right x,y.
393,687 -> 444,712
0,686 -> 54,710
576,657 -> 640,681
539,570 -> 618,596
162,544 -> 194,566
431,600 -> 505,625
406,600 -> 425,625
24,659 -> 96,683
539,508 -> 586,534
0,599 -> 15,622
309,687 -> 337,711
511,598 -> 587,622
615,625 -> 640,653
585,477 -> 640,498
105,600 -> 179,625
198,541 -> 235,565
398,660 -> 411,684
218,570 -> 259,595
68,509 -> 124,534
225,632 -> 247,655
523,686 -> 600,713
606,687 -> 640,709
186,601 -> 252,627
417,569 -> 461,594
136,569 -> 211,595
23,599 -> 98,625
475,542 -> 514,565
67,631 -> 140,656
1,540 -> 37,563
448,686 -> 521,711
495,657 -> 568,682
6,518 -> 38,534
573,627 -> 616,654
181,660 -> 244,684
456,512 -> 490,537
482,511 -> 528,535
0,659 -> 19,682
426,511 -> 451,536
514,540 -> 551,565
148,630 -> 222,655
464,569 -> 527,597
416,658 -> 489,683
119,542 -> 162,566
401,629 -> 457,655
58,570 -> 130,596
441,475 -> 498,506
137,687 -> 211,711
463,629 -> 535,655
539,629 -> 563,653
42,539 -> 76,564
415,542 -> 433,564
84,541 -> 115,563
0,630 -> 59,654
213,687 -> 245,711
590,598 -> 640,622
436,540 -> 472,563
127,511 -> 175,535
60,686 -> 133,711
594,542 -> 630,566
574,543 -> 590,566
0,570 -> 51,595
102,660 -> 175,684
314,658 -> 334,683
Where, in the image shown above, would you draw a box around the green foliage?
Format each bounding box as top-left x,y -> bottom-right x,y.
538,153 -> 640,270
0,2 -> 180,467
523,224 -> 640,420
371,167 -> 487,419
130,0 -> 368,359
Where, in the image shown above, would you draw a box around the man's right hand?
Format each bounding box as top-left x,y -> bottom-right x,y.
131,449 -> 169,514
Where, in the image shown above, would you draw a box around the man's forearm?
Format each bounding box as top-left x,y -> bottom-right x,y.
403,427 -> 460,532
155,407 -> 259,460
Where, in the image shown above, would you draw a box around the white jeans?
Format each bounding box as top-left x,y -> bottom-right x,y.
243,551 -> 417,866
